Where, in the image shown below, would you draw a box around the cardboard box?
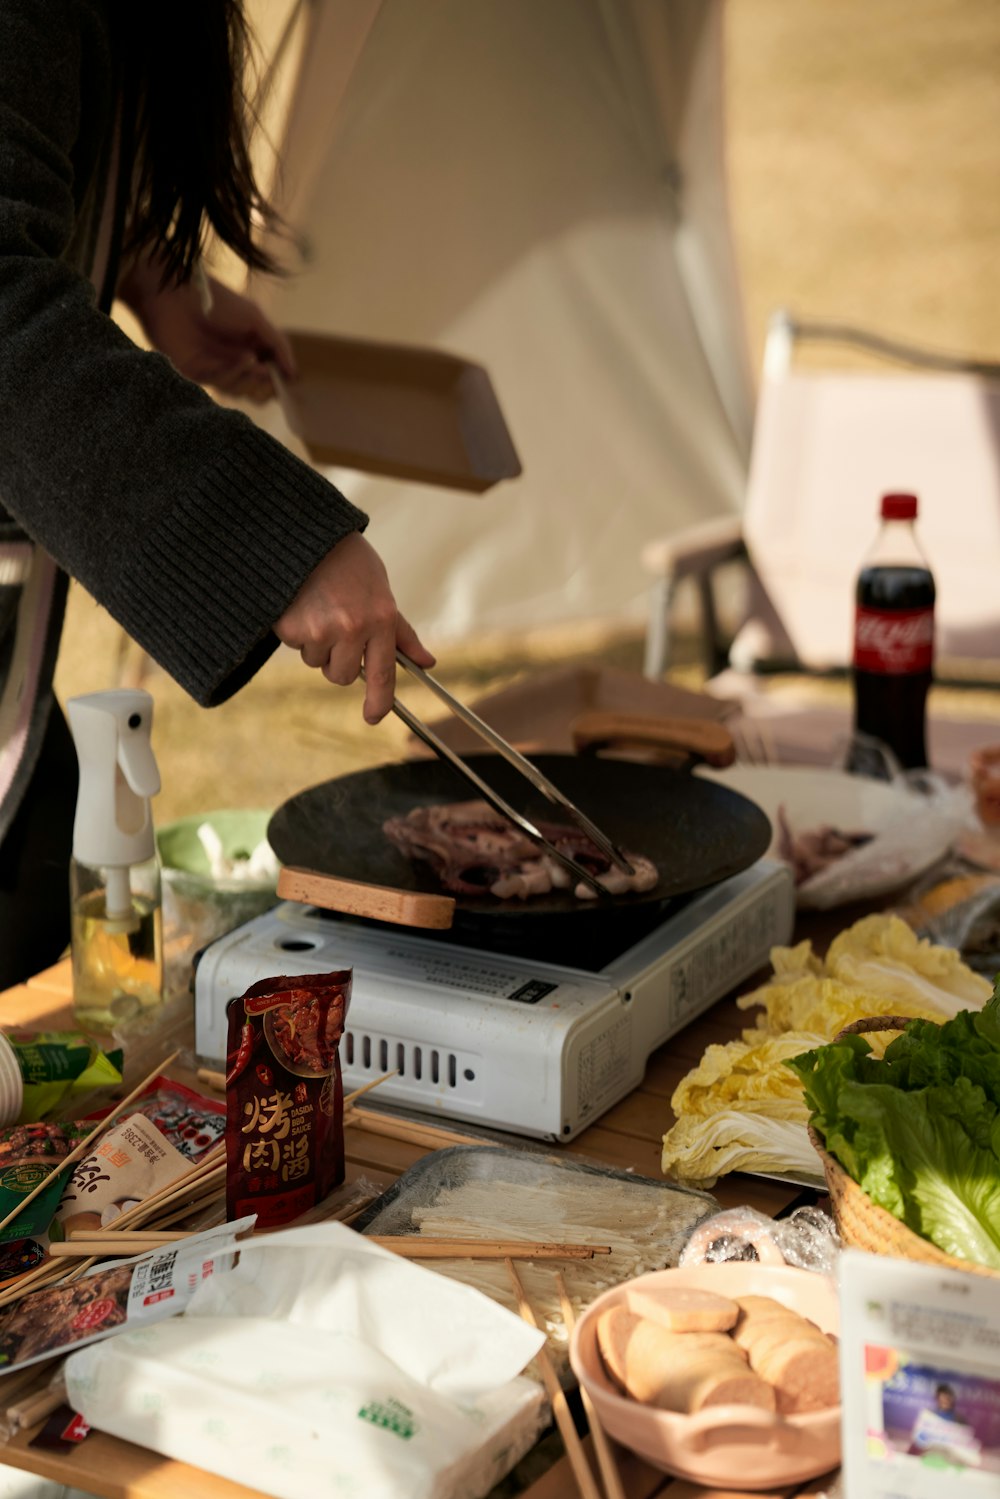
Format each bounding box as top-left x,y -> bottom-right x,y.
408,663 -> 737,760
279,330 -> 522,493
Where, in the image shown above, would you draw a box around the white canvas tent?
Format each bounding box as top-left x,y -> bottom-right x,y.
246,0 -> 753,642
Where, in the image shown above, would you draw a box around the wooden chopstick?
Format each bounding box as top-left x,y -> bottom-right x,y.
505,1258 -> 602,1499
6,1378 -> 67,1431
370,1237 -> 610,1260
49,1237 -> 192,1258
67,1229 -> 193,1241
556,1272 -> 626,1499
0,1357 -> 60,1412
0,1051 -> 181,1239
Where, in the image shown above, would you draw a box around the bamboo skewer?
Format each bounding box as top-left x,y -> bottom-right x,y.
118,1162 -> 226,1218
109,1157 -> 226,1233
335,1197 -> 379,1227
109,1185 -> 226,1238
198,1066 -> 401,1107
63,1258 -> 98,1284
0,1261 -> 69,1311
344,1070 -> 398,1106
0,1052 -> 181,1239
343,1108 -> 491,1151
556,1272 -> 626,1499
505,1258 -> 602,1499
370,1237 -> 611,1260
152,1192 -> 227,1231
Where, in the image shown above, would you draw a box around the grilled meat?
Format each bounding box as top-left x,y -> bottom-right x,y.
383,799 -> 658,900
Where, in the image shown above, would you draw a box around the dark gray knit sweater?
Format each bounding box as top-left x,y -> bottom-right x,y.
0,0 -> 367,734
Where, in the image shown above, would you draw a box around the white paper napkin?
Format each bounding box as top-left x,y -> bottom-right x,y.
66,1223 -> 547,1499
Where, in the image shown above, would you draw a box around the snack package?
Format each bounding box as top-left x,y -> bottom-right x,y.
53,1113 -> 190,1237
5,1032 -> 123,1123
0,1122 -> 91,1246
225,971 -> 350,1229
0,1218 -> 252,1377
84,1076 -> 225,1163
897,865 -> 1000,976
680,1205 -> 840,1277
680,1207 -> 787,1267
772,1205 -> 840,1274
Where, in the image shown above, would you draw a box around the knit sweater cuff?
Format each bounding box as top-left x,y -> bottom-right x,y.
117,423 -> 368,706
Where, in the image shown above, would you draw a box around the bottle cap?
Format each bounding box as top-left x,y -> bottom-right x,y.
881,492 -> 918,521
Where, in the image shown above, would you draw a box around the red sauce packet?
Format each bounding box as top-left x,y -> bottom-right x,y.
224,971 -> 351,1229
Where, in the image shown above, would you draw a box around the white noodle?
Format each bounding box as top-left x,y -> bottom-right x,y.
406,1176 -> 709,1360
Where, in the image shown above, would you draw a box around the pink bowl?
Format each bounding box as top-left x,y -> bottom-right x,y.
569,1262 -> 841,1490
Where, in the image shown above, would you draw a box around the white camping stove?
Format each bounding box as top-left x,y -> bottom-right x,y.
195,860 -> 794,1143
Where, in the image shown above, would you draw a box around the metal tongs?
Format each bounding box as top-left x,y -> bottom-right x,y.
387,652 -> 636,899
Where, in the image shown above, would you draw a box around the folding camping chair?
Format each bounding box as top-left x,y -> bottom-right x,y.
639,310 -> 1000,771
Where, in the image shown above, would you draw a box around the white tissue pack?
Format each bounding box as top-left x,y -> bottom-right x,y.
65,1223 -> 547,1499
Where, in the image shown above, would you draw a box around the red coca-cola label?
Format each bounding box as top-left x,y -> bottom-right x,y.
854,606 -> 934,673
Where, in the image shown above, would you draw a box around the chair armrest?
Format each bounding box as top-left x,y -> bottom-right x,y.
641,516 -> 748,680
641,516 -> 745,581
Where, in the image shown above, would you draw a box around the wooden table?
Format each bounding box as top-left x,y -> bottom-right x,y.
0,960 -> 831,1499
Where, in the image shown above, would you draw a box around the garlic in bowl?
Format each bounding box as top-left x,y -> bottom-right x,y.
569,1262 -> 840,1490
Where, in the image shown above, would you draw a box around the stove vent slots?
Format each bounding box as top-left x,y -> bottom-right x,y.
344,1028 -> 478,1095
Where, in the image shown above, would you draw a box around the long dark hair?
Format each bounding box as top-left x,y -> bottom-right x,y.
120,0 -> 282,284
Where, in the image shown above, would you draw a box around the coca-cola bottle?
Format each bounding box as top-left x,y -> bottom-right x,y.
851,492 -> 935,770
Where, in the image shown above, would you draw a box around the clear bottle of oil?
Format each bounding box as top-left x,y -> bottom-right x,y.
66,690 -> 163,1033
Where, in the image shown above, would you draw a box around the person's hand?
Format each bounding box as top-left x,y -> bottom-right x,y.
274,533 -> 435,723
118,257 -> 296,402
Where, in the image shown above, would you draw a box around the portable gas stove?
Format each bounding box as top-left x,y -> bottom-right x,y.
195,858 -> 794,1142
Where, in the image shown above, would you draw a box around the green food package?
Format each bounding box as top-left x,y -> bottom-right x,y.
6,1032 -> 124,1123
0,1122 -> 91,1244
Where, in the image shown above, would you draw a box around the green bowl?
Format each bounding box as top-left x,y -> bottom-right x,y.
157,808 -> 276,895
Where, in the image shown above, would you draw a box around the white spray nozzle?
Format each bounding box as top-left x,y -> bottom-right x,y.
67,689 -> 161,885
117,709 -> 160,798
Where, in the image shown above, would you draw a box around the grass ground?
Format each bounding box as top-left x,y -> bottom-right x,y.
53,0 -> 1000,824
726,0 -> 1000,369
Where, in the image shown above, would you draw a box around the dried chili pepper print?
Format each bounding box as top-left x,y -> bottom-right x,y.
224,972 -> 350,1229
226,1020 -> 256,1087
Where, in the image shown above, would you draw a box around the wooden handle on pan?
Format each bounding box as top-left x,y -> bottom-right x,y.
570,711 -> 736,767
277,866 -> 455,929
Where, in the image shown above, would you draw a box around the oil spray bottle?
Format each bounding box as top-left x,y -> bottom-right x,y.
67,689 -> 163,1032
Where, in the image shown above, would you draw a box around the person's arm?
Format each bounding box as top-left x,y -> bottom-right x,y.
116,256 -> 435,718
0,0 -> 420,715
273,533 -> 433,723
117,253 -> 297,405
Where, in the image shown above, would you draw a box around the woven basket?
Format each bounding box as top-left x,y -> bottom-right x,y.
807,1014 -> 1000,1280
